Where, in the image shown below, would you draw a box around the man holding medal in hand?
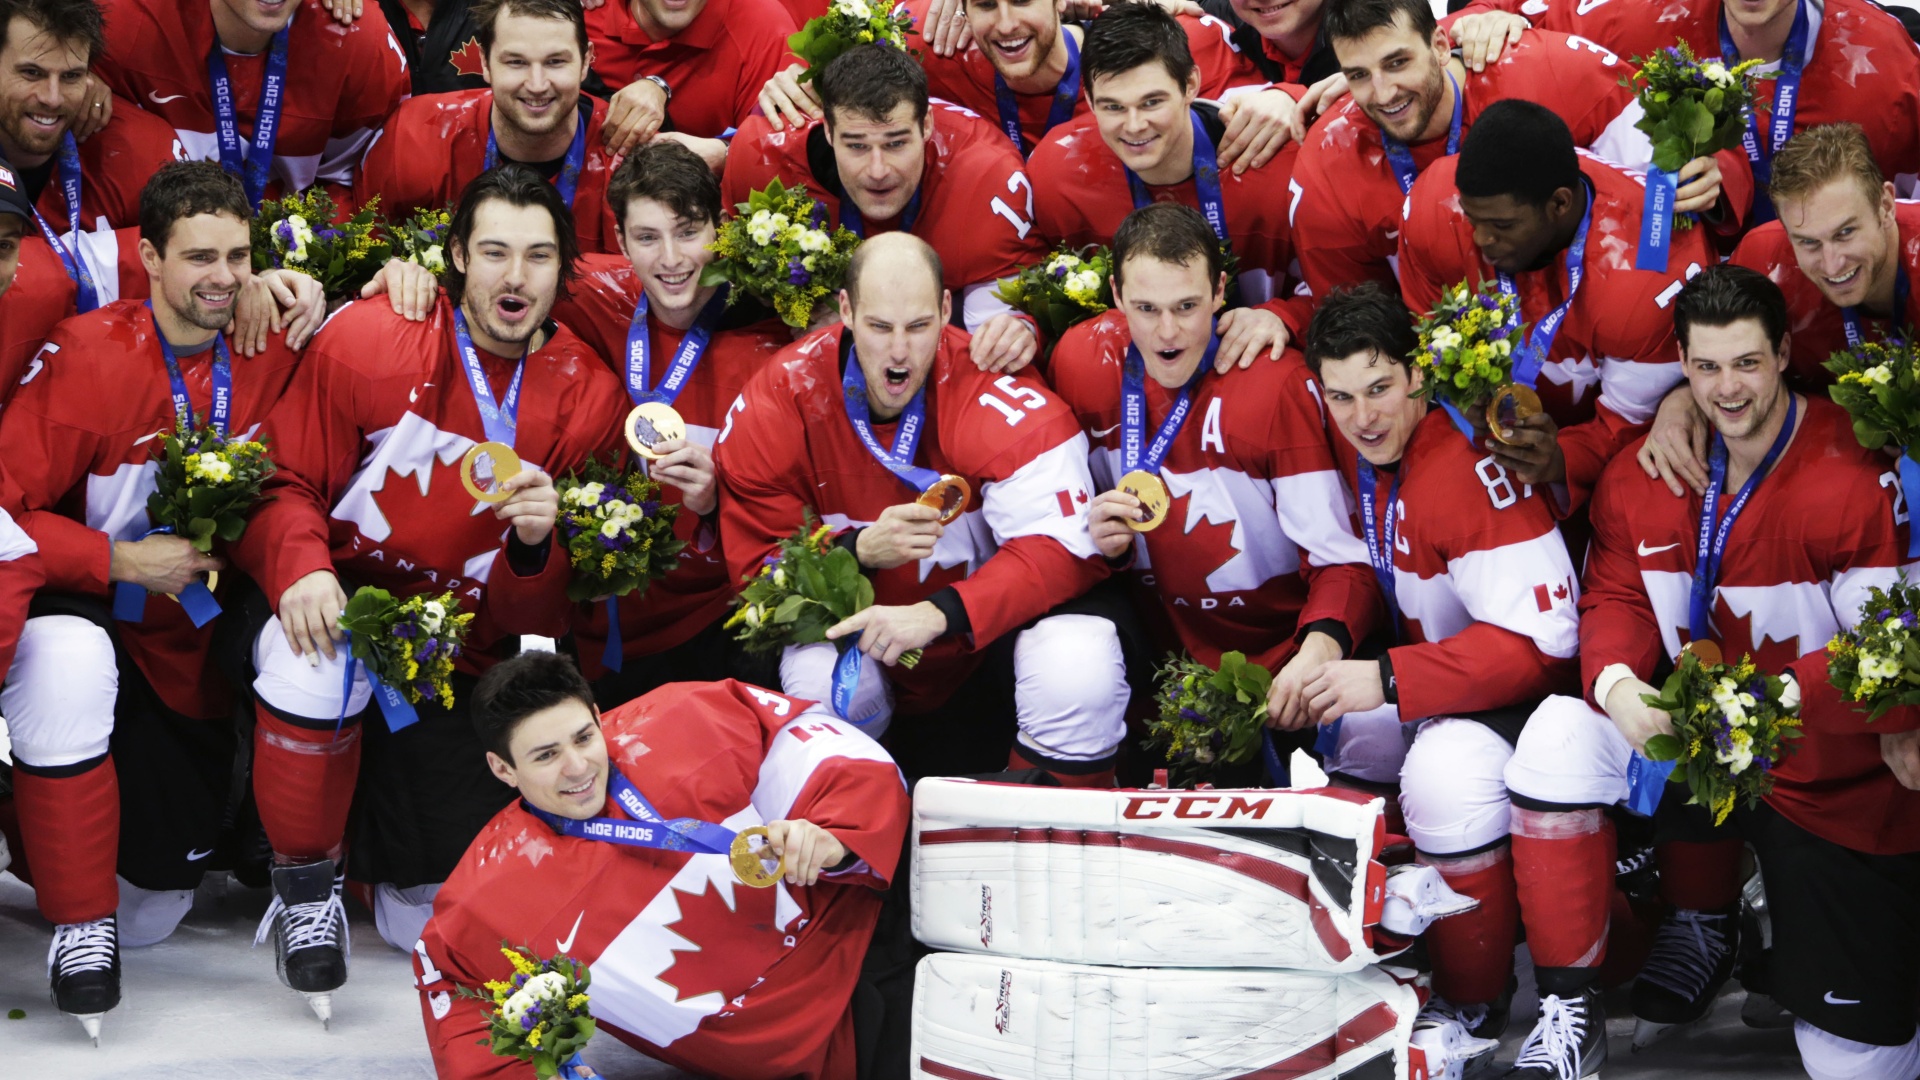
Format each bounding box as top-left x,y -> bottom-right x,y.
227,165 -> 625,1012
715,232 -> 1127,787
415,652 -> 910,1080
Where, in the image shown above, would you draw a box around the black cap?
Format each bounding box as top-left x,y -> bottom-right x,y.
0,157 -> 35,224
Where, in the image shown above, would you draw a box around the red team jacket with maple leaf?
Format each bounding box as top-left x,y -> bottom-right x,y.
354,90 -> 625,255
1399,152 -> 1711,513
1048,311 -> 1381,671
1347,409 -> 1581,723
94,0 -> 409,199
228,296 -> 628,670
582,0 -> 798,137
553,256 -> 791,674
722,103 -> 1048,297
713,324 -> 1107,710
413,680 -> 909,1080
1460,0 -> 1920,192
1732,199 -> 1920,392
1580,396 -> 1918,853
1291,28 -> 1754,300
0,300 -> 301,718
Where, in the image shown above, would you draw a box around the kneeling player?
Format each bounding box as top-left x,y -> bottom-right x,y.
1299,284 -> 1582,1068
715,233 -> 1126,785
414,652 -> 910,1079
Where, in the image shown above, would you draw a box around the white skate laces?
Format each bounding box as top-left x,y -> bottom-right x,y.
254,887 -> 350,961
1512,994 -> 1593,1080
47,917 -> 117,979
1639,908 -> 1732,1001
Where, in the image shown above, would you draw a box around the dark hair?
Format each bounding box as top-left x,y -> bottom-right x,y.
844,232 -> 943,307
1324,0 -> 1437,45
1673,264 -> 1789,355
0,0 -> 105,61
471,0 -> 590,62
817,42 -> 929,128
138,161 -> 250,255
1082,1 -> 1196,97
470,650 -> 597,763
442,163 -> 581,300
1110,203 -> 1222,295
1303,282 -> 1419,376
607,140 -> 722,231
1456,99 -> 1579,208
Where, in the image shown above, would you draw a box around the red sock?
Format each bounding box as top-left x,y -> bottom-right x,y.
1656,838 -> 1743,911
1422,846 -> 1518,1005
13,759 -> 119,924
1512,807 -> 1615,970
1008,747 -> 1115,789
253,706 -> 359,862
1597,889 -> 1663,987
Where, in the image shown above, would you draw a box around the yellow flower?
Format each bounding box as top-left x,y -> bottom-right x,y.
1711,789 -> 1736,826
528,1026 -> 543,1049
503,947 -> 538,976
566,993 -> 589,1010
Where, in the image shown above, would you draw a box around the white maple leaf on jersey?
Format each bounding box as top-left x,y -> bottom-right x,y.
1162,468 -> 1298,594
331,411 -> 487,543
1539,354 -> 1602,404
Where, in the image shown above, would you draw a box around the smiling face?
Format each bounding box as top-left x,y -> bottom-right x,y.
483,10 -> 589,142
1317,348 -> 1427,466
1776,176 -> 1900,312
1335,16 -> 1449,145
827,101 -> 929,223
1113,251 -> 1223,388
0,16 -> 89,166
628,0 -> 711,39
140,211 -> 251,336
1227,0 -> 1324,49
488,699 -> 610,820
617,195 -> 718,324
838,249 -> 950,421
453,198 -> 563,353
1087,61 -> 1198,181
212,0 -> 298,39
969,0 -> 1062,83
1681,317 -> 1790,445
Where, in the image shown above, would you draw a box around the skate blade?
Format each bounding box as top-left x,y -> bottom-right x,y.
73,1012 -> 102,1046
1739,992 -> 1794,1030
1631,1014 -> 1701,1051
304,992 -> 332,1029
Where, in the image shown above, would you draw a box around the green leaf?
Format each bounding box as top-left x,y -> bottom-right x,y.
774,593 -> 809,621
1643,733 -> 1684,761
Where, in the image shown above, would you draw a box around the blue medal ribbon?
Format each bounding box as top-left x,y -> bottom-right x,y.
208,22 -> 291,208
1637,167 -> 1679,273
1355,462 -> 1403,630
994,30 -> 1080,156
523,772 -> 741,857
1841,264 -> 1909,350
452,307 -> 525,448
32,133 -> 98,312
1382,71 -> 1462,197
839,188 -> 920,239
1720,0 -> 1808,226
112,527 -> 222,627
1126,110 -> 1227,246
337,628 -> 419,734
485,97 -> 592,208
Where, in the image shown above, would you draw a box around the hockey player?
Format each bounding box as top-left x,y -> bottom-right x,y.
1503,265 -> 1920,1079
722,43 -> 1047,375
92,0 -> 408,203
1294,0 -> 1745,300
355,0 -> 626,255
1048,203 -> 1380,728
414,652 -> 910,1079
583,0 -> 796,149
548,141 -> 788,702
714,232 -> 1126,785
1298,281 -> 1580,1073
227,165 -> 627,1021
0,161 -> 312,1041
1398,100 -> 1710,512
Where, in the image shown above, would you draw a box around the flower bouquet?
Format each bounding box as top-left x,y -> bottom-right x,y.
788,0 -> 916,83
251,188 -> 391,301
387,205 -> 452,274
1639,649 -> 1801,825
726,514 -> 919,667
1828,577 -> 1920,721
995,246 -> 1112,357
1411,279 -> 1527,424
458,944 -> 596,1080
1622,42 -> 1763,233
336,587 -> 473,712
1826,334 -> 1920,453
556,458 -> 685,602
702,179 -> 862,329
1142,651 -> 1272,785
145,419 -> 275,553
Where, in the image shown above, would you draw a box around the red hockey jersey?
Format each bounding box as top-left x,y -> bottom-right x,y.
94,0 -> 409,197
354,89 -> 623,254
1731,198 -> 1920,392
1580,395 -> 1917,852
0,235 -> 148,407
713,324 -> 1107,710
228,295 -> 628,668
0,509 -> 39,684
29,99 -> 184,234
1399,152 -> 1710,511
1463,0 -> 1920,192
1047,310 -> 1380,671
1346,409 -> 1580,723
583,0 -> 797,138
0,299 -> 301,718
722,103 -> 1048,297
413,680 -> 909,1080
553,256 -> 791,674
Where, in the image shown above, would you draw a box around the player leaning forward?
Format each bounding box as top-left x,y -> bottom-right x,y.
714,232 -> 1126,785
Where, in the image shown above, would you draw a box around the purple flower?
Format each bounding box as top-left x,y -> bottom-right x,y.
787,257 -> 812,287
1052,263 -> 1069,279
417,638 -> 439,660
1179,707 -> 1204,723
392,622 -> 416,639
640,501 -> 660,516
1478,295 -> 1497,310
275,220 -> 294,245
319,228 -> 343,243
1755,755 -> 1773,772
521,1011 -> 537,1031
448,643 -> 463,658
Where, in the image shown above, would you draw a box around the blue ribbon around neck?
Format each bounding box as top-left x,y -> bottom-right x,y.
1720,0 -> 1808,226
522,772 -> 740,858
485,97 -> 592,208
207,21 -> 291,208
994,30 -> 1080,156
452,307 -> 525,448
31,133 -> 97,312
1382,71 -> 1462,197
1126,110 -> 1227,246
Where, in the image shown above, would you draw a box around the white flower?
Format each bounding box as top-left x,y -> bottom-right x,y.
768,213 -> 790,232
749,225 -> 774,246
1715,727 -> 1754,775
193,452 -> 233,482
1429,327 -> 1462,351
416,599 -> 447,633
802,255 -> 817,272
749,209 -> 773,228
773,566 -> 787,587
744,604 -> 765,627
1703,61 -> 1730,83
1868,364 -> 1894,385
501,971 -> 569,1027
1494,338 -> 1512,357
580,482 -> 605,504
1862,652 -> 1902,681
419,244 -> 445,274
600,520 -> 623,539
840,0 -> 872,18
798,229 -> 831,253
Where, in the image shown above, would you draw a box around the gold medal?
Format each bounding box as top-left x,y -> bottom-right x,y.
1485,384 -> 1544,445
1117,469 -> 1170,533
1681,639 -> 1723,667
625,402 -> 686,460
729,826 -> 785,889
163,570 -> 219,603
915,474 -> 971,525
460,441 -> 521,503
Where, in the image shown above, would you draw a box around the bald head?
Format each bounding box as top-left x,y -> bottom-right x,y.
843,232 -> 944,312
836,233 -> 951,422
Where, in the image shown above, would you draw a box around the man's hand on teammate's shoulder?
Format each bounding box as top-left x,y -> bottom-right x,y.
360,257 -> 440,322
1213,305 -> 1289,372
1448,11 -> 1530,71
763,818 -> 850,886
970,313 -> 1039,374
1215,88 -> 1301,175
758,63 -> 823,133
1639,383 -> 1711,497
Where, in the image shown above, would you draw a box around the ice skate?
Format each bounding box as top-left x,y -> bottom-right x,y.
1505,990 -> 1605,1079
47,915 -> 119,1046
1630,906 -> 1737,1050
1412,995 -> 1505,1078
255,859 -> 349,1027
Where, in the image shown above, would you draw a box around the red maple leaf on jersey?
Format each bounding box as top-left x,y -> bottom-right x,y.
1695,601 -> 1802,677
449,37 -> 485,78
658,877 -> 782,1005
1143,488 -> 1245,601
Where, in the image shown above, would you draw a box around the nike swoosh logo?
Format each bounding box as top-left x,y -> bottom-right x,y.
1638,541 -> 1680,557
147,91 -> 186,105
555,910 -> 584,954
1092,424 -> 1121,437
186,848 -> 214,861
1824,992 -> 1861,1005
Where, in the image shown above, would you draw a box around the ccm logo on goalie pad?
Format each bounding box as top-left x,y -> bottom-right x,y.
1121,794 -> 1273,820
